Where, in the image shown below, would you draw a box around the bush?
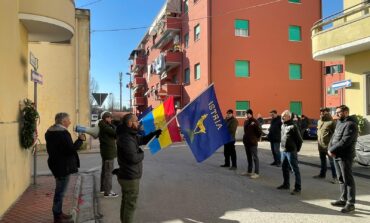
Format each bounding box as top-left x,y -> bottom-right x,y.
355,114 -> 367,135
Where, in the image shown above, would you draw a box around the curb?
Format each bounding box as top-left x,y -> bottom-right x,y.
71,175 -> 83,223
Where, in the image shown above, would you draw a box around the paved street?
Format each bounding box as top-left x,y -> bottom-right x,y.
34,141 -> 370,223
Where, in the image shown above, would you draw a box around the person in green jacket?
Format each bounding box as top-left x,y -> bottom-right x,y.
313,107 -> 337,184
99,112 -> 118,198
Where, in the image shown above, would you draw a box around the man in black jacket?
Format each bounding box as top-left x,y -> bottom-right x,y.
277,110 -> 303,195
115,113 -> 161,223
267,110 -> 282,167
328,105 -> 358,213
45,113 -> 86,223
220,109 -> 239,170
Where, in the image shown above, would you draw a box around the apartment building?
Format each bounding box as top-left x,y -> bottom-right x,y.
130,0 -> 322,123
0,0 -> 90,217
312,0 -> 370,124
323,61 -> 345,112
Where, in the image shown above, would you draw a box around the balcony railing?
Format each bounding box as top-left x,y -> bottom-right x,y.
152,17 -> 182,49
131,56 -> 146,72
134,97 -> 146,106
133,77 -> 146,86
157,84 -> 182,98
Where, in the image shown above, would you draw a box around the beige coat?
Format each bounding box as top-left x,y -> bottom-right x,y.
317,114 -> 336,152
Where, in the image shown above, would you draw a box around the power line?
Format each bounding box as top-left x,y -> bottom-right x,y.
79,0 -> 103,8
91,0 -> 282,33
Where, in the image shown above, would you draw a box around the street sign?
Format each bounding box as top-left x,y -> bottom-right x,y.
332,79 -> 352,90
30,52 -> 38,70
92,93 -> 108,106
31,70 -> 43,85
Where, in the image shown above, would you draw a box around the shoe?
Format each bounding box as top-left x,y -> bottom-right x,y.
104,192 -> 119,198
331,178 -> 339,184
250,173 -> 259,179
54,219 -> 74,223
277,184 -> 289,190
60,213 -> 72,220
276,163 -> 281,167
270,162 -> 277,166
331,200 -> 346,207
240,172 -> 252,176
220,164 -> 230,167
100,191 -> 104,194
313,174 -> 325,179
341,204 -> 355,213
290,189 -> 301,195
229,166 -> 237,170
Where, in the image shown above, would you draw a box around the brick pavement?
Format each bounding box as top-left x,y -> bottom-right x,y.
0,175 -> 77,223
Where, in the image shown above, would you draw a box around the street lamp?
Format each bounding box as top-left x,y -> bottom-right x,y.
126,72 -> 132,112
119,72 -> 122,111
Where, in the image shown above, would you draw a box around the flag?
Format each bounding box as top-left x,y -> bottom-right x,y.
177,85 -> 232,162
138,105 -> 153,120
141,96 -> 181,154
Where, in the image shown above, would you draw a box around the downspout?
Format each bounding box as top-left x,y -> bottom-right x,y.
207,0 -> 212,85
75,16 -> 80,124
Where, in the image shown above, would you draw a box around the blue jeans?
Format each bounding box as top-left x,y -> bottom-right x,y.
281,151 -> 301,190
53,175 -> 70,218
270,142 -> 281,164
319,151 -> 337,178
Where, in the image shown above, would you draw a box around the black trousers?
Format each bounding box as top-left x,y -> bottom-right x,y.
223,141 -> 237,167
334,158 -> 356,204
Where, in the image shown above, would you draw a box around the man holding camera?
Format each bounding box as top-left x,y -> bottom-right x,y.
45,113 -> 86,223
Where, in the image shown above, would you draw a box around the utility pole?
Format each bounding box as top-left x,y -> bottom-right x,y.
119,72 -> 122,111
126,72 -> 132,112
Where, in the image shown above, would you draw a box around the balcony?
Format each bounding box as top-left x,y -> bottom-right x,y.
157,84 -> 182,98
152,17 -> 182,49
312,2 -> 370,61
19,0 -> 75,42
131,56 -> 146,72
134,97 -> 146,106
156,51 -> 182,77
133,77 -> 146,87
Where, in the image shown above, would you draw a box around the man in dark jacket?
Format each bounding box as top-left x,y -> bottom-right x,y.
277,110 -> 303,195
99,112 -> 118,198
45,113 -> 86,223
220,109 -> 239,170
328,105 -> 358,213
115,113 -> 161,223
241,109 -> 262,179
314,107 -> 337,183
267,110 -> 282,167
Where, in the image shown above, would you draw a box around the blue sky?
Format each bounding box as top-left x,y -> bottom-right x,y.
75,0 -> 342,109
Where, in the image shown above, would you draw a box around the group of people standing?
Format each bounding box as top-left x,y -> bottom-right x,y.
221,105 -> 359,213
45,112 -> 161,223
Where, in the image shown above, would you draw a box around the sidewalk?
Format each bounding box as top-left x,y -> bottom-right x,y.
0,175 -> 78,223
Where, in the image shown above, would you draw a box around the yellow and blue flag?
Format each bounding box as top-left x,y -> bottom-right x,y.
177,85 -> 232,162
141,96 -> 181,154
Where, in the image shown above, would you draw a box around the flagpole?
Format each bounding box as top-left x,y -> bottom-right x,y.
144,83 -> 215,149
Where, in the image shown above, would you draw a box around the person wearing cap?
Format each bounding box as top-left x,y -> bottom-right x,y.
241,109 -> 262,179
220,109 -> 239,170
98,112 -> 118,198
314,107 -> 338,183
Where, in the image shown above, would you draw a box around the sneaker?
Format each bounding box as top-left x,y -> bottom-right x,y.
220,164 -> 230,167
240,172 -> 252,176
229,166 -> 237,170
100,191 -> 104,194
331,200 -> 346,207
341,204 -> 355,213
331,178 -> 339,184
104,192 -> 119,198
250,173 -> 259,179
290,189 -> 301,195
277,184 -> 289,190
275,163 -> 281,167
313,174 -> 325,179
54,218 -> 74,223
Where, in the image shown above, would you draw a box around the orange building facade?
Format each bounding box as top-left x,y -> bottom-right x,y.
129,0 -> 322,123
322,61 -> 345,112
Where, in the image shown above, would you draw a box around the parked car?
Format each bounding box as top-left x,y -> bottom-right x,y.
355,134 -> 370,166
261,117 -> 272,139
303,119 -> 318,139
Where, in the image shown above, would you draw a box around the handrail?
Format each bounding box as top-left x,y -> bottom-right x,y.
312,1 -> 370,33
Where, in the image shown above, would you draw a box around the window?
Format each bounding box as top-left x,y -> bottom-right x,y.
194,63 -> 201,80
184,68 -> 190,84
235,19 -> 249,37
184,33 -> 189,48
289,64 -> 302,80
325,64 -> 343,74
184,0 -> 188,13
235,60 -> 250,77
289,25 -> 301,41
236,101 -> 250,117
288,0 -> 301,3
290,101 -> 302,116
326,87 -> 338,95
194,0 -> 199,3
194,24 -> 200,41
172,74 -> 178,84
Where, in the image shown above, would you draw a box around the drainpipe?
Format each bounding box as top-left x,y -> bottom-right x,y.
75,17 -> 80,124
207,0 -> 212,85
